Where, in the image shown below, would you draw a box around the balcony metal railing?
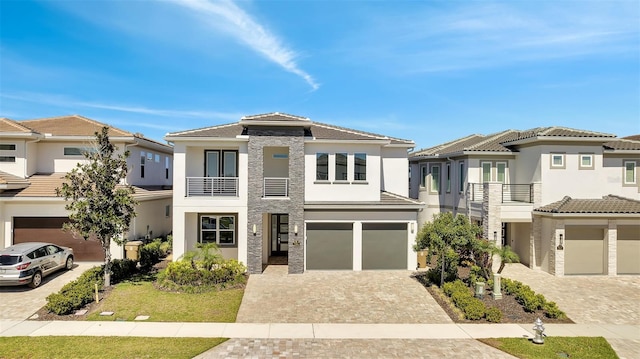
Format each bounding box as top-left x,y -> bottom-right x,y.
186,177 -> 238,197
264,177 -> 289,197
467,183 -> 533,203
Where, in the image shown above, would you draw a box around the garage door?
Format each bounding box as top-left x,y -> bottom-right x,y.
13,217 -> 104,261
617,226 -> 640,274
362,223 -> 407,270
306,223 -> 353,270
565,226 -> 604,275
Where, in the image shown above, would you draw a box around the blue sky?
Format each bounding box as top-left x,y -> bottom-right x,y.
1,0 -> 638,149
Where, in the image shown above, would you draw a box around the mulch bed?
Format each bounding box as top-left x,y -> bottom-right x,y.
413,271 -> 574,324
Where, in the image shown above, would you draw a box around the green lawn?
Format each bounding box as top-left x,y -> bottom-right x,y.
0,337 -> 226,359
86,281 -> 244,322
480,337 -> 619,359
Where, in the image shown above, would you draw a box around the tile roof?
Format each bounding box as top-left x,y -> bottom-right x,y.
19,115 -> 132,137
623,134 -> 640,141
507,126 -> 616,142
0,171 -> 30,186
305,191 -> 423,208
535,195 -> 640,214
166,113 -> 414,145
0,118 -> 35,133
603,139 -> 640,151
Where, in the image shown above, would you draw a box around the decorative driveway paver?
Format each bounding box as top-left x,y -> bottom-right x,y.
236,266 -> 451,324
194,339 -> 517,359
0,262 -> 99,320
502,264 -> 640,325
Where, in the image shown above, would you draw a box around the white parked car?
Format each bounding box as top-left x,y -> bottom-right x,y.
0,242 -> 74,288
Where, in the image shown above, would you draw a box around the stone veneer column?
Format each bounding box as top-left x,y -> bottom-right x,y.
551,220 -> 565,276
531,215 -> 542,269
607,220 -> 617,276
482,182 -> 502,272
246,127 -> 305,274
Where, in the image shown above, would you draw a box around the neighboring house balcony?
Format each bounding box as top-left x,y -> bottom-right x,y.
186,177 -> 239,197
467,183 -> 534,203
466,182 -> 538,225
264,177 -> 289,198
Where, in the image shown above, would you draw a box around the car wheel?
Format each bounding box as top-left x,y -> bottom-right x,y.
29,271 -> 42,288
65,256 -> 74,270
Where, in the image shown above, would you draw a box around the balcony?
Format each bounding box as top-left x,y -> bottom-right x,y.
468,183 -> 533,203
186,177 -> 238,197
264,177 -> 289,198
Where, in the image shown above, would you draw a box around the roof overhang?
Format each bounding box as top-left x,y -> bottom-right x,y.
503,136 -> 615,146
239,119 -> 312,128
164,135 -> 249,143
533,211 -> 640,218
305,138 -> 390,145
0,132 -> 43,140
603,149 -> 640,155
305,203 -> 424,211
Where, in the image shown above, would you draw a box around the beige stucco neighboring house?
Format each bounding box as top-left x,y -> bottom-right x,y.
0,115 -> 173,261
165,112 -> 422,274
409,127 -> 640,276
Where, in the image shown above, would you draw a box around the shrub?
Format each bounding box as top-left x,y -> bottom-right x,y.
485,307 -> 502,323
543,301 -> 567,319
110,259 -> 138,282
139,240 -> 164,271
463,298 -> 486,320
45,266 -> 104,315
442,280 -> 486,320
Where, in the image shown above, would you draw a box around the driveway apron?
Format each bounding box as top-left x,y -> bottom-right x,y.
236,265 -> 452,324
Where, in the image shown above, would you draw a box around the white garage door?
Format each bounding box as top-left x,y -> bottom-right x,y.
617,225 -> 640,275
565,226 -> 605,275
362,223 -> 407,270
306,223 -> 353,270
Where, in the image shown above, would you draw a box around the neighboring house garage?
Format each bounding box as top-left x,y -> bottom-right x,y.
533,195 -> 640,276
13,217 -> 104,261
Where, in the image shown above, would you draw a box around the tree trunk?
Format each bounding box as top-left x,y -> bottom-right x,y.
104,243 -> 112,287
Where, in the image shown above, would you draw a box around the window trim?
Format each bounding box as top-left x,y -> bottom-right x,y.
429,164 -> 440,194
550,153 -> 566,169
316,153 -> 329,181
205,150 -> 238,178
199,214 -> 237,247
623,161 -> 637,185
420,165 -> 428,188
334,152 -> 348,181
0,156 -> 16,163
496,162 -> 507,183
579,153 -> 594,170
353,153 -> 367,182
481,161 -> 492,182
458,161 -> 465,193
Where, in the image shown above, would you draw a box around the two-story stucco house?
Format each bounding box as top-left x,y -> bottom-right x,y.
409,127 -> 640,276
0,115 -> 173,261
165,113 -> 422,274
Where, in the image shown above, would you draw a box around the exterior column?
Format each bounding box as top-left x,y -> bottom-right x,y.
607,220 -> 617,276
552,221 -> 565,276
483,182 -> 502,272
353,221 -> 362,271
531,215 -> 542,269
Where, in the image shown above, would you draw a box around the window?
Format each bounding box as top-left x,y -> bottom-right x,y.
446,163 -> 451,193
579,154 -> 594,170
354,153 -> 366,181
155,154 -> 160,163
335,153 -> 348,181
200,215 -> 236,245
273,153 -> 288,159
140,152 -> 145,178
551,153 -> 565,169
205,150 -> 237,177
0,156 -> 16,162
624,161 -> 636,185
165,205 -> 171,218
147,152 -> 153,161
430,165 -> 440,193
316,153 -> 328,180
497,162 -> 507,183
481,162 -> 492,182
165,157 -> 170,179
0,144 -> 16,151
458,161 -> 465,192
420,165 -> 428,187
64,147 -> 96,156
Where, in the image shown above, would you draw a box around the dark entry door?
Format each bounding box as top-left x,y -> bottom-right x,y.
271,214 -> 289,255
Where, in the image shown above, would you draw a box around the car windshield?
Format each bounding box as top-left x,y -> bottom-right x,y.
0,255 -> 22,265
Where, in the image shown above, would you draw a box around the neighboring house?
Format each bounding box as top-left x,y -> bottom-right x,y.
409,127 -> 640,276
0,115 -> 173,261
165,112 -> 422,274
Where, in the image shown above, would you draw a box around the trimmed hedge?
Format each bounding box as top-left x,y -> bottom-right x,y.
502,278 -> 567,319
157,259 -> 246,293
442,280 -> 487,320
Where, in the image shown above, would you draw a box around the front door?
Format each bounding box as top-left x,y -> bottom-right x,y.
271,214 -> 289,255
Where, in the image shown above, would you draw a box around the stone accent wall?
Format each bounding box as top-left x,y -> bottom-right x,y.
550,220 -> 565,276
247,127 -> 305,274
607,220 -> 617,276
482,182 -> 503,272
531,215 -> 541,269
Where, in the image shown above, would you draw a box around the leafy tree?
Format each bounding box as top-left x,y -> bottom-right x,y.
56,127 -> 137,287
414,212 -> 482,286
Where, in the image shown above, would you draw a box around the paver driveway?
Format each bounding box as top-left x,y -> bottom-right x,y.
236,265 -> 451,324
0,262 -> 99,320
502,264 -> 640,325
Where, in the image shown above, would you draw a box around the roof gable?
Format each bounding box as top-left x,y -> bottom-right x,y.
0,118 -> 35,134
19,115 -> 132,137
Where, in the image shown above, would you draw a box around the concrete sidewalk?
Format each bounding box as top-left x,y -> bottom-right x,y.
1,320 -> 638,340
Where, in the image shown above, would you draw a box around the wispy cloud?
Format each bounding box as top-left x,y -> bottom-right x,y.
167,0 -> 319,90
1,92 -> 242,120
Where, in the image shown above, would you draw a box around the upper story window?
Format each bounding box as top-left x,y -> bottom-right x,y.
147,152 -> 153,161
430,164 -> 440,193
200,214 -> 236,246
550,153 -> 565,169
624,161 -> 636,185
420,165 -> 428,187
446,163 -> 451,193
316,153 -> 328,180
64,147 -> 96,156
496,162 -> 507,183
206,150 -> 238,177
481,162 -> 492,182
165,156 -> 170,179
155,154 -> 160,163
579,154 -> 594,170
335,153 -> 348,181
140,152 -> 146,178
458,161 -> 465,192
354,153 -> 366,181
0,144 -> 16,151
0,156 -> 16,162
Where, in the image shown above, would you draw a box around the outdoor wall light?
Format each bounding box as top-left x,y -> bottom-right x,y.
493,231 -> 497,243
252,224 -> 257,236
557,233 -> 564,250
411,222 -> 415,233
294,224 -> 298,236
